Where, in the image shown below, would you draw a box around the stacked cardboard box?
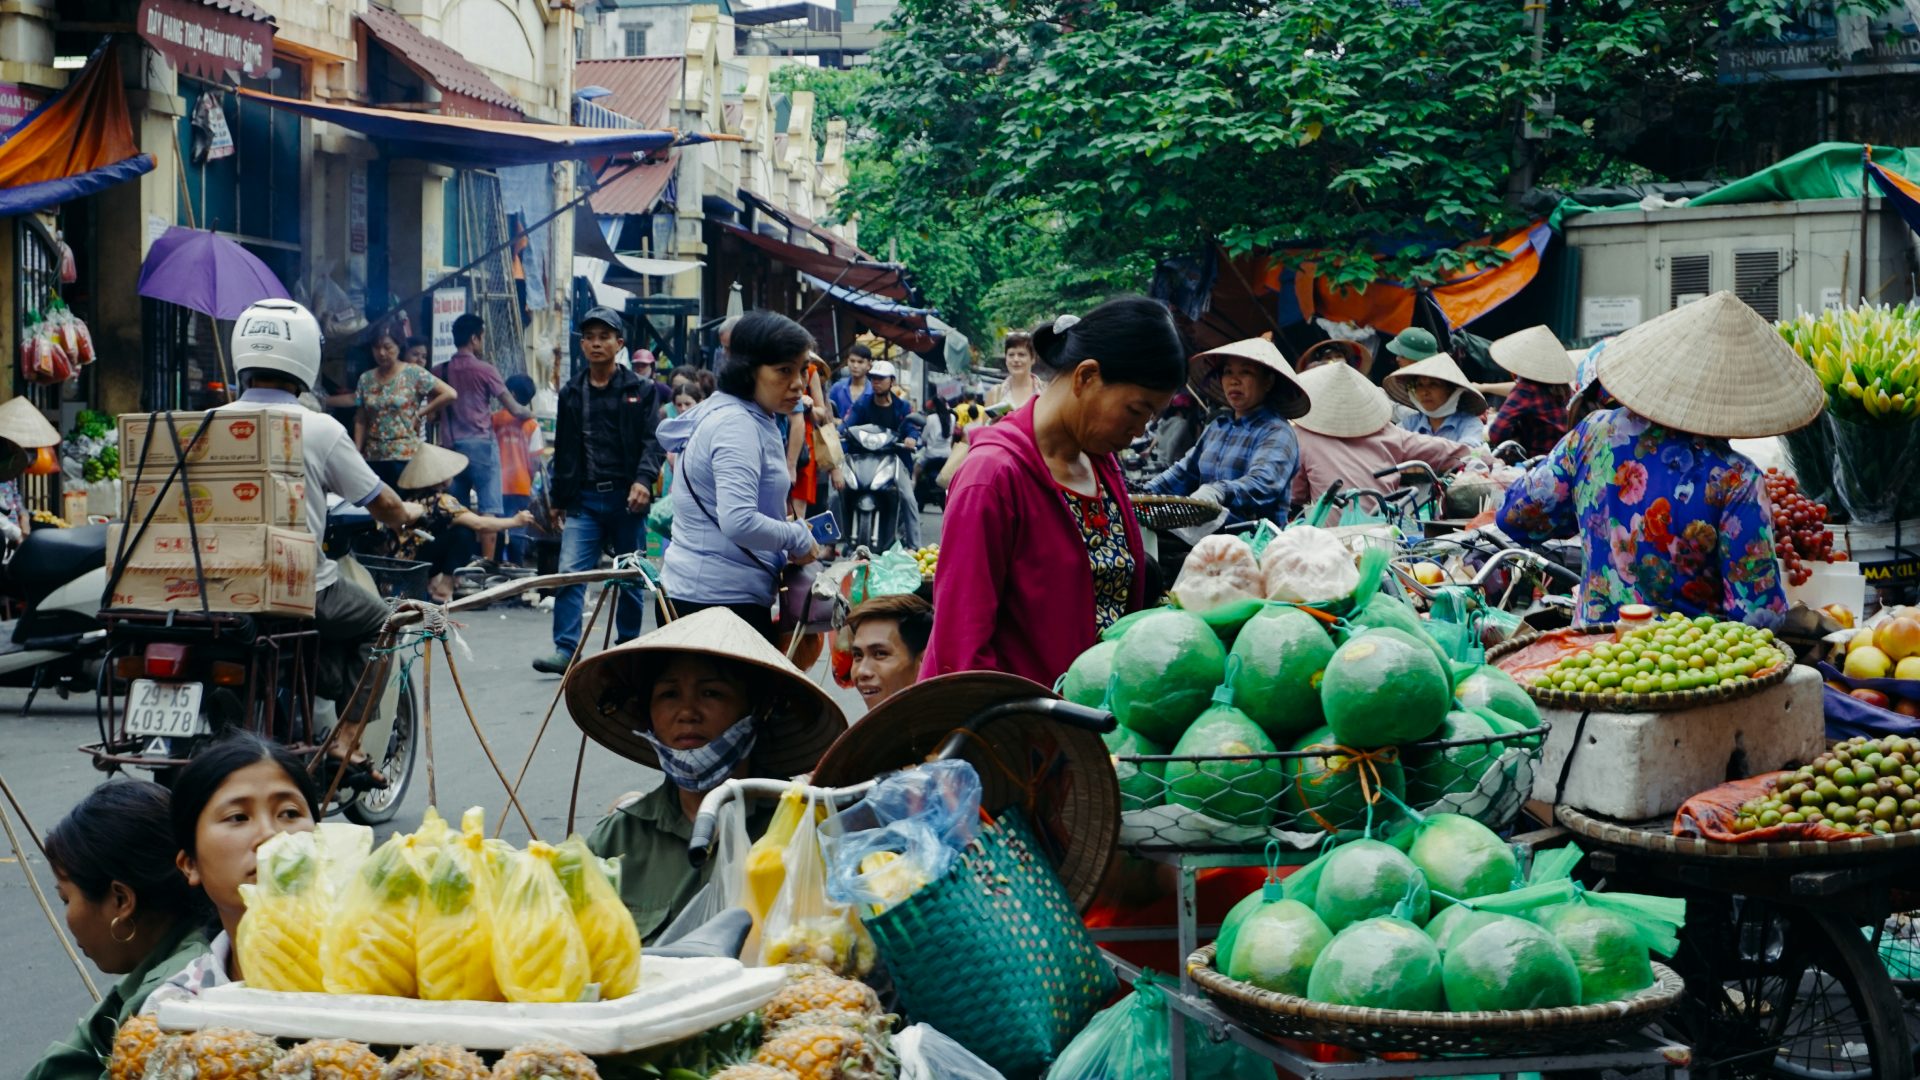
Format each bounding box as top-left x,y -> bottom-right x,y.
109,409 -> 316,616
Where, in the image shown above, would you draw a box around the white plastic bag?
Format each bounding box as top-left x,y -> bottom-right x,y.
1170,535 -> 1264,614
897,1023 -> 1007,1080
758,790 -> 873,975
1259,524 -> 1359,604
653,796 -> 752,956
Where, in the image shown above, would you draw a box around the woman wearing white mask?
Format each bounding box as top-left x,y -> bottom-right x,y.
1384,352 -> 1489,446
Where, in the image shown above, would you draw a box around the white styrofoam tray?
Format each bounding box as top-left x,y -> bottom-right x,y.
155,955 -> 785,1054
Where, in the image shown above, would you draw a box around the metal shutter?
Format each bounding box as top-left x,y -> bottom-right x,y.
1669,253 -> 1711,309
1734,249 -> 1783,321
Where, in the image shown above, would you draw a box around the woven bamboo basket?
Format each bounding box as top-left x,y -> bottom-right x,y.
1487,624 -> 1795,713
1557,804 -> 1920,864
1130,494 -> 1226,532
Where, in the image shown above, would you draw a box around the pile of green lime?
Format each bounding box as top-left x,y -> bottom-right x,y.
1733,735 -> 1920,835
1532,613 -> 1788,696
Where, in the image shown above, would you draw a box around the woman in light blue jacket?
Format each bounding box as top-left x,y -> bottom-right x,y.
657,311 -> 826,635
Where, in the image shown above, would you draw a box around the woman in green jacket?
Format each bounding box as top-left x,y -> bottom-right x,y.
27,781 -> 210,1080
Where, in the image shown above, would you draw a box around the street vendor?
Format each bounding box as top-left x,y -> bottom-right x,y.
1496,291 -> 1822,627
567,607 -> 848,941
389,443 -> 536,601
1295,338 -> 1374,377
1385,352 -> 1490,446
1142,336 -> 1310,525
0,396 -> 62,543
1288,361 -> 1473,514
1485,325 -> 1575,458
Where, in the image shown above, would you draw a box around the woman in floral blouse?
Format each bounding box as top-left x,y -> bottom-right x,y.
1496,292 -> 1825,628
355,323 -> 456,486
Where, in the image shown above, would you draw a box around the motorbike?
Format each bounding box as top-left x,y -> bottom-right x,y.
0,523 -> 111,713
838,423 -> 909,553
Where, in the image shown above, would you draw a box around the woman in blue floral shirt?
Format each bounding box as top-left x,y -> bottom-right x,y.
1496,291 -> 1825,628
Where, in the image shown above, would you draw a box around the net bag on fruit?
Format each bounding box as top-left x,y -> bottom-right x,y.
1673,773 -> 1859,843
759,788 -> 876,976
321,832 -> 423,997
1516,842 -> 1686,1004
554,834 -> 642,999
416,809 -> 503,1001
490,842 -> 591,1003
1047,973 -> 1269,1080
1171,534 -> 1264,617
236,832 -> 326,992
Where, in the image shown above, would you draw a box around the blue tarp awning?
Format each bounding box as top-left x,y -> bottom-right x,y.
0,43 -> 154,217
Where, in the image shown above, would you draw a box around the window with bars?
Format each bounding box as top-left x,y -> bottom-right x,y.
1734,249 -> 1784,321
1669,253 -> 1711,309
625,25 -> 649,56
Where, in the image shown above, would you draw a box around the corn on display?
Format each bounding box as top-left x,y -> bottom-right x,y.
322,832 -> 423,997
1779,304 -> 1920,424
415,810 -> 503,1002
489,842 -> 591,1004
237,832 -> 327,992
554,835 -> 642,1000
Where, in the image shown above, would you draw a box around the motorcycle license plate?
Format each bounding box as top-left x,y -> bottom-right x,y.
125,680 -> 209,738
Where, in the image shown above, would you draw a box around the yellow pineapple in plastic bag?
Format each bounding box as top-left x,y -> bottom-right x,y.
321,832 -> 422,997
744,786 -> 809,926
553,834 -> 641,999
411,806 -> 452,850
237,831 -> 326,992
415,809 -> 501,1001
489,842 -> 589,1003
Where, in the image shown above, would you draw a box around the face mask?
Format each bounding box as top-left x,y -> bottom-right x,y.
638,713 -> 758,793
1419,387 -> 1465,419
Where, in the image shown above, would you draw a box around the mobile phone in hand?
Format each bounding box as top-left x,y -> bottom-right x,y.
985,400 -> 1014,419
807,511 -> 842,545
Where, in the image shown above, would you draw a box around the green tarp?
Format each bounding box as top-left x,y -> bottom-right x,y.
1552,142 -> 1920,228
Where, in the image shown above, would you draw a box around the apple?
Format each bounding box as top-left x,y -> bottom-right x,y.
1877,616 -> 1920,662
1412,561 -> 1445,586
1850,628 -> 1879,655
1898,657 -> 1920,681
1846,644 -> 1894,680
1852,688 -> 1891,708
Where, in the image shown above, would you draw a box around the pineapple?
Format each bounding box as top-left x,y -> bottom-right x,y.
107,1015 -> 176,1080
238,832 -> 326,992
322,833 -> 422,997
489,1042 -> 601,1080
553,836 -> 641,999
762,974 -> 883,1028
771,1011 -> 892,1038
490,844 -> 590,1004
710,1067 -> 792,1080
380,1045 -> 489,1080
268,1039 -> 385,1079
754,1023 -> 895,1080
141,1027 -> 285,1079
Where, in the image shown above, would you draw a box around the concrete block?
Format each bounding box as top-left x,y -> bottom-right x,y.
1531,665 -> 1828,821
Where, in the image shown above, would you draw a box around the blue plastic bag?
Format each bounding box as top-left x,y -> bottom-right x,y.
820,760 -> 983,913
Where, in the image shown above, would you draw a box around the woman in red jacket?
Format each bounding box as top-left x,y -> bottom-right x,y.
923,296 -> 1186,686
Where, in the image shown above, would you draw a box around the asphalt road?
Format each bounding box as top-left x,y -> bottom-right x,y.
0,565 -> 889,1069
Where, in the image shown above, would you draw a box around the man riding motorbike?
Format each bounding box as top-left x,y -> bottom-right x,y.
223,300 -> 423,776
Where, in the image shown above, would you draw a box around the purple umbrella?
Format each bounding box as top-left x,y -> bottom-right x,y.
136,226 -> 289,319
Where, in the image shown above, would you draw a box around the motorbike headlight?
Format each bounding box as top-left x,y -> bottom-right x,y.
856,430 -> 890,451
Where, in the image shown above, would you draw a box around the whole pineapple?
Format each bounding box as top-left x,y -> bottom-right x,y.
489,1042 -> 601,1080
141,1027 -> 286,1079
763,973 -> 883,1028
107,1015 -> 176,1080
754,1024 -> 895,1080
380,1045 -> 489,1080
268,1039 -> 385,1079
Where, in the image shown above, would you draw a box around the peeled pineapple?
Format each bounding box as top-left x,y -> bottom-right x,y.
238,831 -> 327,992
763,917 -> 876,977
755,1022 -> 896,1080
380,1045 -> 489,1080
142,1027 -> 285,1079
489,843 -> 590,1003
553,835 -> 641,999
415,810 -> 501,1002
763,973 -> 884,1028
107,1015 -> 175,1080
322,832 -> 423,997
268,1039 -> 385,1079
488,1042 -> 601,1080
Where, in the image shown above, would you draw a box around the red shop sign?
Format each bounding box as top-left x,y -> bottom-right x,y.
136,0 -> 275,81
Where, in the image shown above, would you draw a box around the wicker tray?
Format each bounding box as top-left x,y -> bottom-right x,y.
1130,494 -> 1226,532
1557,804 -> 1920,863
1487,624 -> 1795,713
1186,945 -> 1684,1057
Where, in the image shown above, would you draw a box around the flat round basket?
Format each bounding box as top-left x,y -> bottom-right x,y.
1557,804 -> 1920,864
1130,494 -> 1225,533
1186,945 -> 1684,1057
1487,624 -> 1794,713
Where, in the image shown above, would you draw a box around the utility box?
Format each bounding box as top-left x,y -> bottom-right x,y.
1564,197 -> 1918,343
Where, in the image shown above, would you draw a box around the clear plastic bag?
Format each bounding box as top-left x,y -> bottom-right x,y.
489,841 -> 591,1003
321,832 -> 423,997
236,832 -> 326,992
759,790 -> 874,975
415,808 -> 502,1002
653,795 -> 753,955
554,833 -> 643,999
1171,534 -> 1264,615
896,1023 -> 1007,1080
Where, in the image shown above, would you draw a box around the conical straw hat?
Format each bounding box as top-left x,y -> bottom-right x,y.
1384,352 -> 1488,416
565,607 -> 848,778
1293,361 -> 1394,438
1596,291 -> 1824,438
396,444 -> 468,490
1188,336 -> 1310,418
0,397 -> 60,449
1490,326 -> 1576,384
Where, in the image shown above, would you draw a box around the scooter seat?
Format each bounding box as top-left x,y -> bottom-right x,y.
10,524 -> 107,609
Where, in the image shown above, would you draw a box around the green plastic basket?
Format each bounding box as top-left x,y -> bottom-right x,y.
862,806 -> 1115,1078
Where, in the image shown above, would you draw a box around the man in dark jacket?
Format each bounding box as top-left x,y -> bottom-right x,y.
534,306 -> 666,673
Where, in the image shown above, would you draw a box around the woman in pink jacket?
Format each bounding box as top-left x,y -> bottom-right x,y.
923,297 -> 1186,686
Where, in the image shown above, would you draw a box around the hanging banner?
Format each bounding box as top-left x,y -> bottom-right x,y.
0,82 -> 45,133
430,287 -> 468,367
136,0 -> 275,81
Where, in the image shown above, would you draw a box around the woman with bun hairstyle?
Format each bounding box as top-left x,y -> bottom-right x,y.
923,296 -> 1187,686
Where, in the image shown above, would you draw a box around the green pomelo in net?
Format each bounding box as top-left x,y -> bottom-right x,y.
1230,606 -> 1335,743
1199,597 -> 1267,643
1425,904 -> 1504,954
1343,594 -> 1454,690
1166,705 -> 1283,827
1544,904 -> 1656,1004
1306,917 -> 1444,1010
1062,640 -> 1119,708
1442,915 -> 1582,1012
1405,814 -> 1520,911
1320,628 -> 1450,747
1455,666 -> 1542,730
1402,711 -> 1506,811
1110,610 -> 1227,745
1312,839 -> 1431,931
1280,727 -> 1407,832
1215,887 -> 1269,969
1104,723 -> 1167,811
1225,899 -> 1333,996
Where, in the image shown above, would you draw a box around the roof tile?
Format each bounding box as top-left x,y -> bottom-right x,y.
358,5 -> 521,117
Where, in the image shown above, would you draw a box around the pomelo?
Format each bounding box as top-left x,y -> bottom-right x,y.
1424,903 -> 1503,954
1061,640 -> 1119,708
1403,814 -> 1519,911
1225,899 -> 1333,996
1402,711 -> 1507,812
1344,594 -> 1454,689
1215,887 -> 1269,970
1199,597 -> 1267,644
1471,705 -> 1542,749
1281,727 -> 1407,833
1442,915 -> 1582,1012
1230,606 -> 1336,743
1311,838 -> 1431,931
1306,917 -> 1445,1010
1166,704 -> 1283,827
1104,723 -> 1167,811
1454,666 -> 1541,731
1110,610 -> 1227,745
1320,628 -> 1451,747
1543,904 -> 1656,1004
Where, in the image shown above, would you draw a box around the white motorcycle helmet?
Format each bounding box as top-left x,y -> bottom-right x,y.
231,298 -> 323,393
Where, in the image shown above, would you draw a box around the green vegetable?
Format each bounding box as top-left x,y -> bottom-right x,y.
1104,722 -> 1167,811
1402,710 -> 1508,811
1342,594 -> 1454,690
1401,813 -> 1520,912
1165,703 -> 1283,827
1061,640 -> 1119,708
1543,904 -> 1655,1004
1281,726 -> 1407,833
1225,899 -> 1332,996
1453,666 -> 1540,731
1310,838 -> 1430,931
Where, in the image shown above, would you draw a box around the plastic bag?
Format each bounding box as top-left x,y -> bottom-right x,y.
1171,534 -> 1264,615
415,808 -> 502,1001
1046,975 -> 1270,1080
843,759 -> 982,852
820,762 -> 984,914
490,841 -> 591,1003
760,790 -> 875,975
321,832 -> 423,997
554,834 -> 643,999
1259,524 -> 1358,604
313,822 -> 372,903
896,1023 -> 1007,1080
653,795 -> 753,954
236,832 -> 326,992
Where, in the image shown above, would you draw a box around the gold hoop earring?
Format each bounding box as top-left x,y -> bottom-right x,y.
109,915 -> 136,944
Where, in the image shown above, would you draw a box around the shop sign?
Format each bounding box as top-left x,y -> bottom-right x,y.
430,288 -> 468,367
0,82 -> 44,132
136,0 -> 274,81
1721,1 -> 1920,83
1581,295 -> 1641,337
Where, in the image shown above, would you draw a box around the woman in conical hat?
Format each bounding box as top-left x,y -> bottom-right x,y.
1385,352 -> 1489,446
1485,325 -> 1576,458
1142,336 -> 1310,525
1288,362 -> 1473,518
386,444 -> 533,600
0,396 -> 60,542
1496,292 -> 1823,627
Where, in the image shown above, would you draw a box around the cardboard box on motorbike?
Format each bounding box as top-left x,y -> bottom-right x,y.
119,409 -> 304,474
121,470 -> 306,527
106,524 -> 316,616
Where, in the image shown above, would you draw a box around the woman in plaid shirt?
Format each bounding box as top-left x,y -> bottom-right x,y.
1144,337 -> 1310,524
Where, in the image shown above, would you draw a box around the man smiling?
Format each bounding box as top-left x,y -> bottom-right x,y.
845,594 -> 933,710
